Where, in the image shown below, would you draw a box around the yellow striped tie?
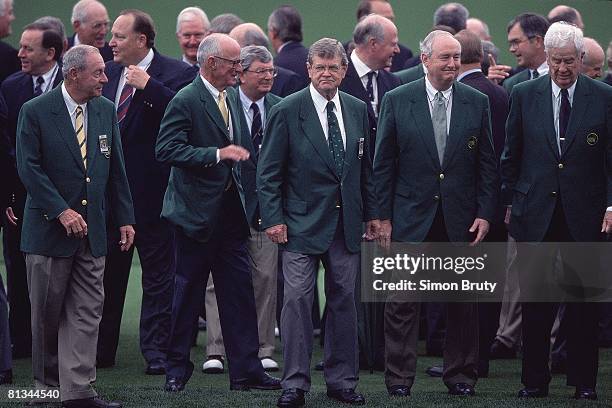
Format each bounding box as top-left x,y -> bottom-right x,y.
217,91 -> 229,127
75,106 -> 87,169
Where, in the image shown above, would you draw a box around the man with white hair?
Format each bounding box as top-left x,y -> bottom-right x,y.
502,22 -> 612,400
581,37 -> 605,79
68,0 -> 113,61
175,6 -> 209,67
0,0 -> 19,84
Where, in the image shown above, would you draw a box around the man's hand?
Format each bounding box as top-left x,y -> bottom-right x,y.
487,54 -> 511,84
377,219 -> 392,249
5,207 -> 18,226
118,225 -> 136,252
58,209 -> 88,238
469,218 -> 490,246
265,224 -> 287,244
125,65 -> 150,90
364,219 -> 381,241
219,145 -> 250,162
601,211 -> 612,234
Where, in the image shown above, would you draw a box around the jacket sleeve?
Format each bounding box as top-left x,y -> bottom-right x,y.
359,102 -> 379,221
373,92 -> 398,221
476,94 -> 499,223
107,108 -> 135,227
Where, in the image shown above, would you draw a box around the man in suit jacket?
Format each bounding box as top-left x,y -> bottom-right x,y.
268,5 -> 309,83
501,23 -> 612,400
258,38 -> 379,407
202,45 -> 283,373
229,22 -> 306,97
1,23 -> 64,360
96,9 -> 197,373
0,0 -> 19,85
17,44 -> 134,408
374,30 -> 497,398
156,33 -> 280,393
175,6 -> 210,67
68,0 -> 113,62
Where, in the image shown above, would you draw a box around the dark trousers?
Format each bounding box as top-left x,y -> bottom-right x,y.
97,218 -> 176,365
2,216 -> 31,357
0,248 -> 11,371
518,202 -> 599,388
165,187 -> 262,383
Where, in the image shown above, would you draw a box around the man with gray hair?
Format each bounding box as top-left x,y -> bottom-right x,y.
0,0 -> 19,84
433,2 -> 470,33
581,37 -> 605,79
68,0 -> 113,61
175,6 -> 210,66
17,44 -> 134,408
157,33 -> 280,393
466,17 -> 490,41
376,29 -> 497,398
548,4 -> 584,29
210,13 -> 243,34
268,5 -> 309,82
258,37 -> 379,407
502,22 -> 611,400
35,16 -> 69,57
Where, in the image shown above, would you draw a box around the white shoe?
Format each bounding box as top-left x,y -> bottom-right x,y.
261,357 -> 279,372
202,356 -> 224,374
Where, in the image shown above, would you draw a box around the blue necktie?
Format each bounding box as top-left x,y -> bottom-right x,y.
326,101 -> 345,177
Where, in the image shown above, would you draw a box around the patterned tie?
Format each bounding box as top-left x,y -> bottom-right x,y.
432,91 -> 447,165
251,102 -> 263,156
531,69 -> 540,79
33,76 -> 44,97
326,101 -> 345,177
117,83 -> 133,123
365,71 -> 375,102
75,106 -> 87,169
218,91 -> 229,127
559,88 -> 571,152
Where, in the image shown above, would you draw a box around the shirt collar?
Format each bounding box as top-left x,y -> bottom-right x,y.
309,83 -> 341,115
200,75 -> 223,100
551,77 -> 577,101
425,75 -> 453,102
135,48 -> 154,70
32,63 -> 58,87
456,68 -> 482,82
61,82 -> 87,115
278,41 -> 296,53
351,51 -> 375,78
182,55 -> 197,67
74,33 -> 81,46
536,60 -> 549,76
239,87 -> 264,111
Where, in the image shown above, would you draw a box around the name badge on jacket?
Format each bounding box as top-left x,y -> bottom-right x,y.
358,137 -> 364,159
99,135 -> 110,158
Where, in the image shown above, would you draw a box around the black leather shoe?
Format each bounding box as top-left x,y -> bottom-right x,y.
277,388 -> 305,407
327,389 -> 366,405
426,365 -> 443,377
0,369 -> 13,385
387,385 -> 410,397
489,340 -> 516,359
62,396 -> 122,408
575,387 -> 597,400
314,360 -> 324,371
448,383 -> 475,396
517,387 -> 548,398
145,358 -> 166,375
164,377 -> 186,392
230,372 -> 281,391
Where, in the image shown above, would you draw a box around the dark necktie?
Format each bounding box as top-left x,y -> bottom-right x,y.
532,69 -> 540,79
33,76 -> 45,97
326,101 -> 345,177
117,83 -> 134,123
251,102 -> 263,156
559,88 -> 571,151
365,71 -> 375,102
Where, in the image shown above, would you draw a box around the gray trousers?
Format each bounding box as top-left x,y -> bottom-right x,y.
281,222 -> 359,392
205,228 -> 278,358
26,241 -> 105,402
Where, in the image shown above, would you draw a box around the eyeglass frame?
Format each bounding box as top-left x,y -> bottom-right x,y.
244,67 -> 278,77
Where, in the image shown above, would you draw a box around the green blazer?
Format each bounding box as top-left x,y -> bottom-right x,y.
395,63 -> 425,85
503,68 -> 530,94
16,86 -> 134,257
156,77 -> 248,242
257,87 -> 378,254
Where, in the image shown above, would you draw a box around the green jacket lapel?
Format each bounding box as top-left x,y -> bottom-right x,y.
194,77 -> 231,141
561,75 -> 589,156
444,82 -> 469,167
49,87 -> 86,173
536,78 -> 561,160
411,78 -> 441,169
85,98 -> 101,170
339,92 -> 358,181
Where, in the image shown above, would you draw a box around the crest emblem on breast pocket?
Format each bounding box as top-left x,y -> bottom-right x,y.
467,136 -> 478,149
586,132 -> 598,146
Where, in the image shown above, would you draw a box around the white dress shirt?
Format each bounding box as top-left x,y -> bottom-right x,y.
200,75 -> 234,163
239,87 -> 265,134
114,48 -> 154,107
309,84 -> 346,149
534,60 -> 549,79
32,63 -> 59,94
551,79 -> 576,155
351,51 -> 379,114
61,82 -> 88,136
425,75 -> 453,135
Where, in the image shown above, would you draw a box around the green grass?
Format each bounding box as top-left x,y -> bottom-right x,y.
1,254 -> 611,407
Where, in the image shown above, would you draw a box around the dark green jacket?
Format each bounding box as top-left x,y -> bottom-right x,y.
16,86 -> 134,257
395,63 -> 424,85
156,77 -> 248,242
374,78 -> 498,243
257,87 -> 378,254
502,68 -> 530,94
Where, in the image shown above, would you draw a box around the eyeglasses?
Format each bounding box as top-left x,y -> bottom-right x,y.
310,64 -> 343,74
508,36 -> 535,48
245,67 -> 278,77
213,55 -> 243,67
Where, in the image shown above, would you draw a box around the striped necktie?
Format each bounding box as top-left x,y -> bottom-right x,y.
75,106 -> 87,169
117,83 -> 133,123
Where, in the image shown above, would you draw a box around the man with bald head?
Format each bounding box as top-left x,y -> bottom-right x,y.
582,37 -> 605,79
229,22 -> 305,97
69,0 -> 112,61
466,17 -> 491,41
548,5 -> 584,29
156,33 -> 280,393
175,6 -> 209,67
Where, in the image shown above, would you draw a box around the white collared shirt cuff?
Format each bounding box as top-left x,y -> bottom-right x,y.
607,206 -> 612,212
216,149 -> 220,164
